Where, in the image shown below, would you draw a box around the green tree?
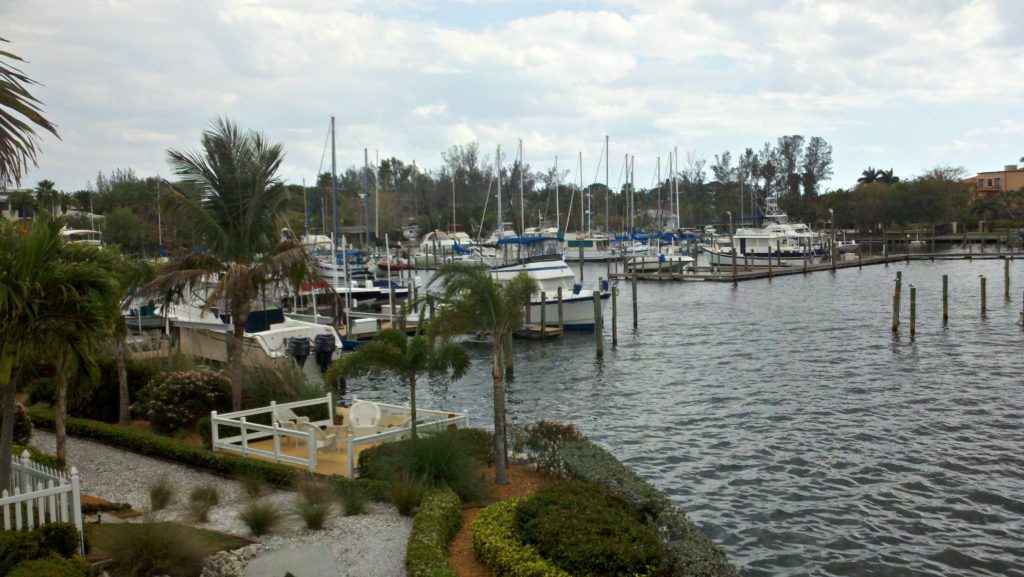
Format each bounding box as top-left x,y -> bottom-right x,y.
857,167 -> 881,184
34,179 -> 56,218
324,329 -> 469,439
147,118 -> 312,410
426,263 -> 537,485
0,38 -> 58,188
0,218 -> 114,485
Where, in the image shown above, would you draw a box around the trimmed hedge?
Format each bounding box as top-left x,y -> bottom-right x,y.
7,554 -> 90,577
514,481 -> 663,577
472,499 -> 571,577
12,444 -> 64,471
0,523 -> 81,575
560,439 -> 740,577
406,486 -> 462,577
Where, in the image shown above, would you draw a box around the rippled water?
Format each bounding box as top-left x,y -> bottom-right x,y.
342,257 -> 1024,577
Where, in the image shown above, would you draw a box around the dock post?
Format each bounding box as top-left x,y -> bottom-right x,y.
910,285 -> 916,339
540,291 -> 547,335
777,240 -> 782,267
611,283 -> 618,346
631,271 -> 639,329
578,244 -> 585,282
803,251 -> 808,275
892,271 -> 902,332
981,276 -> 987,315
593,292 -> 603,359
732,252 -> 738,286
1005,257 -> 1010,301
942,275 -> 949,324
858,251 -> 863,269
931,223 -> 936,257
557,286 -> 564,333
906,234 -> 910,263
525,292 -> 532,326
768,249 -> 773,279
968,234 -> 973,260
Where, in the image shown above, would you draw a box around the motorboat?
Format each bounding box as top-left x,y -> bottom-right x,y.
491,237 -> 608,331
624,244 -> 695,273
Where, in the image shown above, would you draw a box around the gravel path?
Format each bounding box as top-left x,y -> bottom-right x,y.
31,430 -> 411,577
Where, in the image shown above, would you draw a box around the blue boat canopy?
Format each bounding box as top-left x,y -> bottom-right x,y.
497,236 -> 549,245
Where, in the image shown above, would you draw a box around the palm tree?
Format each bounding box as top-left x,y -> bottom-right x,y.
0,218 -> 112,486
0,38 -> 59,188
878,169 -> 900,186
34,179 -> 56,218
99,250 -> 153,425
40,241 -> 118,462
426,263 -> 536,485
324,329 -> 469,439
146,118 -> 313,410
857,167 -> 881,184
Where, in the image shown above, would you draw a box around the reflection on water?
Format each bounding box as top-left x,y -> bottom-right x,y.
340,257 -> 1024,577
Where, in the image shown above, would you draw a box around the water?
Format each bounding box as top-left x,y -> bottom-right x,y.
342,257 -> 1024,577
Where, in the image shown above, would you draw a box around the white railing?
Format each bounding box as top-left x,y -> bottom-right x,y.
346,399 -> 470,476
0,451 -> 83,554
211,394 -> 335,471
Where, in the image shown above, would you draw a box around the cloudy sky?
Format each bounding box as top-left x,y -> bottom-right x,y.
4,0 -> 1023,193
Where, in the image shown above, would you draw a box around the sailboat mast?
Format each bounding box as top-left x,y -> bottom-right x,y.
452,177 -> 456,231
656,156 -> 661,230
674,145 -> 679,229
331,116 -> 338,251
578,151 -> 584,234
496,145 -> 502,235
374,149 -> 380,242
554,155 -> 560,233
302,177 -> 308,238
363,148 -> 371,248
604,135 -> 609,234
518,139 -> 525,235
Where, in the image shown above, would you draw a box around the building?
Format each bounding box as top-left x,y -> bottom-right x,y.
0,189 -> 35,221
965,164 -> 1024,199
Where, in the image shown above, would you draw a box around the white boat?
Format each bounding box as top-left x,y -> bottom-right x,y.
412,228 -> 484,267
624,245 -> 694,273
60,228 -> 103,246
700,195 -> 825,266
491,237 -> 607,331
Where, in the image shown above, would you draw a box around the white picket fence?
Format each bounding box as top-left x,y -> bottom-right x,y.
0,451 -> 83,553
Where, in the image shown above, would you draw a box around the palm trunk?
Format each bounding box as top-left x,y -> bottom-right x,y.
116,338 -> 130,425
55,359 -> 69,464
409,373 -> 418,440
492,336 -> 508,485
229,302 -> 249,411
0,352 -> 16,490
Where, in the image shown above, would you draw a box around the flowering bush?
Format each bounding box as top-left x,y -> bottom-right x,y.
518,420 -> 583,475
138,369 -> 231,435
1,403 -> 33,446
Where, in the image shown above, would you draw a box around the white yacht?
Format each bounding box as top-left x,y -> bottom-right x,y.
701,195 -> 825,266
491,237 -> 608,331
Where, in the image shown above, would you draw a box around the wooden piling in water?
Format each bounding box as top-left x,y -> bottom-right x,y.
557,286 -> 564,333
892,271 -> 902,332
632,272 -> 638,329
1005,257 -> 1010,301
540,291 -> 547,334
611,284 -> 618,346
942,274 -> 949,324
593,291 -> 603,359
909,285 -> 916,339
981,276 -> 987,315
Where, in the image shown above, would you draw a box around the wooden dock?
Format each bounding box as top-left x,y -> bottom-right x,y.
514,325 -> 563,339
609,252 -> 1021,283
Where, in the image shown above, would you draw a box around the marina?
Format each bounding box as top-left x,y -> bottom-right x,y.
352,257 -> 1024,577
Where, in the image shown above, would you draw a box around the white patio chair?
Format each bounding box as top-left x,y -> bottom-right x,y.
349,400 -> 381,438
299,422 -> 338,453
275,406 -> 310,426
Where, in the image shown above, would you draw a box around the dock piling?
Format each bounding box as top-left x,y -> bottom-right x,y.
942,274 -> 949,324
540,291 -> 547,335
981,275 -> 987,315
631,272 -> 639,330
593,291 -> 603,359
892,271 -> 902,332
611,283 -> 618,346
557,286 -> 564,333
910,285 -> 916,339
1005,257 -> 1010,301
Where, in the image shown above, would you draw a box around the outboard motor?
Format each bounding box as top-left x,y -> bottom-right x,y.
572,282 -> 582,296
286,336 -> 311,368
600,279 -> 609,292
314,333 -> 337,374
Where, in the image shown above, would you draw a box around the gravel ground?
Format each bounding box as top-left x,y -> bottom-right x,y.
31,430 -> 411,577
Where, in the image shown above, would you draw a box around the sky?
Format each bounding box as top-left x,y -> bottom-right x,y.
4,0 -> 1023,193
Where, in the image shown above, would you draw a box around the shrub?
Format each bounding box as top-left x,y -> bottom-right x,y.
26,357 -> 157,423
560,438 -> 740,577
242,475 -> 269,499
449,427 -> 494,465
103,521 -> 206,577
149,476 -> 175,511
239,500 -> 284,536
138,369 -> 231,435
197,415 -> 213,450
35,523 -> 81,558
358,429 -> 487,503
188,483 -> 220,523
27,405 -> 300,487
390,474 -> 425,517
518,420 -> 582,475
295,473 -> 334,505
295,500 -> 331,530
242,363 -> 324,410
0,523 -> 81,574
514,481 -> 663,577
0,403 -> 33,446
11,444 -> 64,471
337,482 -> 370,516
406,486 -> 462,577
7,554 -> 90,577
472,499 -> 570,577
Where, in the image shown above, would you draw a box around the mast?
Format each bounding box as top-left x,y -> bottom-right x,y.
452,176 -> 456,231
674,146 -> 679,229
554,155 -> 560,233
154,177 -> 160,247
331,117 -> 338,251
656,156 -> 661,230
630,155 -> 635,233
363,148 -> 371,248
518,139 -> 525,235
374,149 -> 380,243
578,151 -> 584,234
496,145 -> 502,235
604,135 -> 609,234
302,177 -> 308,238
